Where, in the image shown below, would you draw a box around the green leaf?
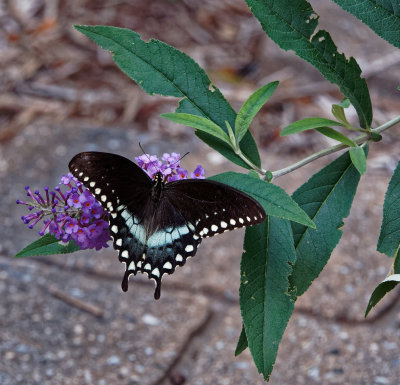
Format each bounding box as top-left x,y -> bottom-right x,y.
240,217 -> 296,380
332,0 -> 400,49
349,146 -> 367,175
366,243 -> 400,317
209,172 -> 315,228
245,0 -> 372,128
234,325 -> 248,356
15,234 -> 80,258
290,149 -> 364,296
331,104 -> 348,125
336,98 -> 351,108
332,99 -> 352,127
235,81 -> 279,143
365,274 -> 400,317
75,25 -> 260,169
280,117 -> 345,136
315,127 -> 356,147
377,161 -> 400,257
162,113 -> 230,145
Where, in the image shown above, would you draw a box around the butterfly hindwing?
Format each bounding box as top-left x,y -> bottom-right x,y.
119,197 -> 201,299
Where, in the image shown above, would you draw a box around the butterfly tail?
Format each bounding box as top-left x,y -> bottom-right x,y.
154,280 -> 161,300
121,270 -> 130,292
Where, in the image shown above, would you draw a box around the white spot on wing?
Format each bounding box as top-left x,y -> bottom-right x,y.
83,176 -> 89,182
121,250 -> 129,259
116,238 -> 122,246
152,268 -> 160,277
90,181 -> 96,187
128,261 -> 135,270
163,262 -> 173,269
101,195 -> 107,202
211,224 -> 218,232
221,221 -> 228,228
144,263 -> 151,270
176,254 -> 183,262
239,218 -> 244,224
95,188 -> 101,195
111,225 -> 118,233
230,219 -> 236,225
185,245 -> 194,253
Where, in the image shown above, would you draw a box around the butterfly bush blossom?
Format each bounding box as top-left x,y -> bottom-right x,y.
17,153 -> 205,250
17,174 -> 110,250
135,152 -> 205,182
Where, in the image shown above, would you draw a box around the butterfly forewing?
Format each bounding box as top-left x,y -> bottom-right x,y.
69,151 -> 266,300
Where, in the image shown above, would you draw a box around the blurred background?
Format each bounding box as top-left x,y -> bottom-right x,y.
1,0 -> 400,384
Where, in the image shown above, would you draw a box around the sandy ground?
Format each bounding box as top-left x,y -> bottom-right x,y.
1,0 -> 400,384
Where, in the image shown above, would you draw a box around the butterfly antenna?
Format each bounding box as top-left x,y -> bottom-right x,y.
169,151 -> 190,168
138,142 -> 158,169
138,142 -> 149,159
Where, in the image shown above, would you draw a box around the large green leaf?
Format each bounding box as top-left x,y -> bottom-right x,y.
245,0 -> 372,128
15,234 -> 80,258
377,161 -> 400,257
209,172 -> 315,228
75,25 -> 260,169
240,217 -> 296,380
290,150 -> 363,296
332,0 -> 400,49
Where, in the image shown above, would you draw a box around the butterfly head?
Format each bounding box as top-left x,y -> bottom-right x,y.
152,171 -> 164,185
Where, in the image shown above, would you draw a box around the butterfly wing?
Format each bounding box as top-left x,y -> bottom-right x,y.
164,178 -> 266,237
151,178 -> 266,276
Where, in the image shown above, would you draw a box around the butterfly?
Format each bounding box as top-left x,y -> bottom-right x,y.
69,152 -> 266,299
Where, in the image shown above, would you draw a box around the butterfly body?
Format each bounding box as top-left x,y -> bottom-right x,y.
69,152 -> 266,299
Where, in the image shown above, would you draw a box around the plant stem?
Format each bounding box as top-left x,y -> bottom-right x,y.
235,149 -> 266,174
271,115 -> 400,180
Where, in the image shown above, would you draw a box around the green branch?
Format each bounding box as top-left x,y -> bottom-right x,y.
271,115 -> 400,180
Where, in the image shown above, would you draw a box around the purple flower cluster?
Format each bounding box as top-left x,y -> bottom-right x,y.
135,152 -> 205,182
17,174 -> 110,250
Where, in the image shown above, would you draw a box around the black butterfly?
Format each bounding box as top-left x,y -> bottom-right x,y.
69,152 -> 266,299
